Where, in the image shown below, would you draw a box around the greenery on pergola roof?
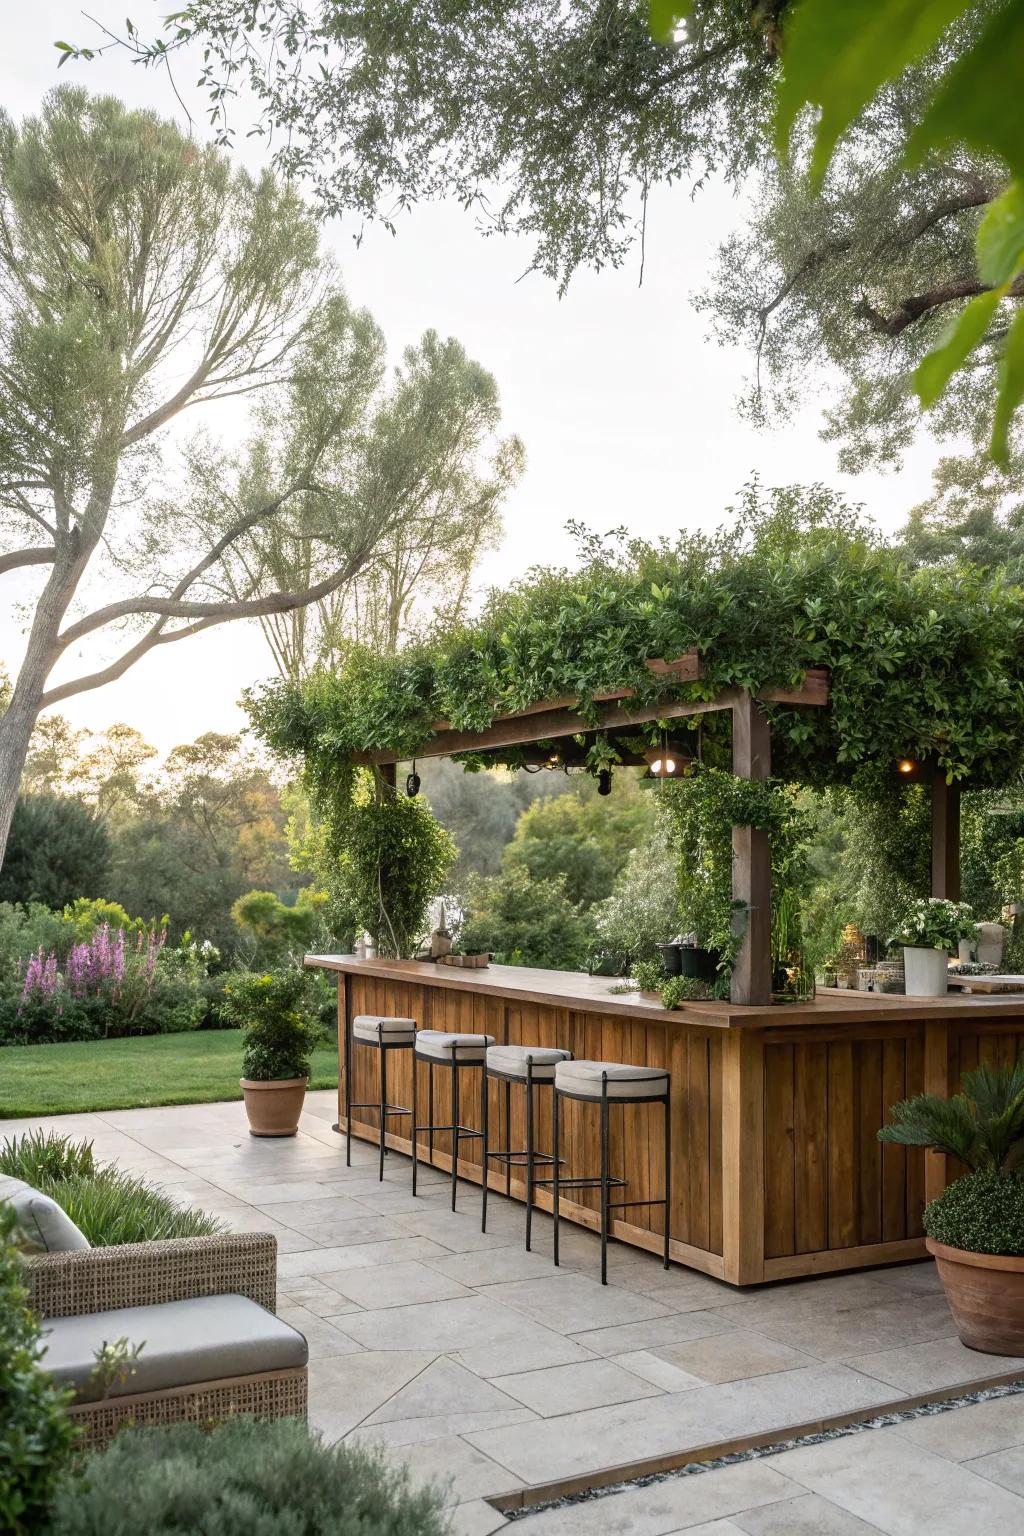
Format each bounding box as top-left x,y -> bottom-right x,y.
249,489 -> 1024,793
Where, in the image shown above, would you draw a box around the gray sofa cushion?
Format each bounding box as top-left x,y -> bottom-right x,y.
40,1293 -> 308,1398
0,1174 -> 90,1254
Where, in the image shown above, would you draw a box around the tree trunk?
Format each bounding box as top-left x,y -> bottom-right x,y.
0,533 -> 96,870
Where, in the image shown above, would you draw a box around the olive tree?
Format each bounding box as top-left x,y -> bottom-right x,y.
0,87 -> 519,867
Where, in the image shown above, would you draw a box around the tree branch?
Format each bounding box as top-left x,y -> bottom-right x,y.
856,276 -> 1024,337
54,550 -> 372,654
39,617 -> 220,707
0,545 -> 55,577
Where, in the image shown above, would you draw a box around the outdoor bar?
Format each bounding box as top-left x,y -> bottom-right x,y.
306,651 -> 1024,1287
307,952 -> 1024,1286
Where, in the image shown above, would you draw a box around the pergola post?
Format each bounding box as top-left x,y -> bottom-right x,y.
931,773 -> 961,900
731,693 -> 772,1007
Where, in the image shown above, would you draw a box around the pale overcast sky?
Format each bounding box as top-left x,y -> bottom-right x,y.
2,3 -> 944,755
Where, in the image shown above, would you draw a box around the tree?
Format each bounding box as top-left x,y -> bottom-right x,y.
698,78 -> 1014,478
0,794 -> 111,908
252,331 -> 520,678
459,865 -> 595,971
0,87 -> 518,867
82,1 -> 787,288
108,732 -> 296,946
502,778 -> 653,908
101,1 -> 1024,475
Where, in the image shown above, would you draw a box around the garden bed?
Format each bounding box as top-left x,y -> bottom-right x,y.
0,1030 -> 337,1118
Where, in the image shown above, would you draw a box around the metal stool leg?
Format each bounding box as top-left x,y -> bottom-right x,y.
481,1066 -> 490,1232
663,1091 -> 672,1269
600,1077 -> 610,1286
450,1047 -> 460,1211
428,1064 -> 434,1164
552,1087 -> 561,1268
411,1051 -> 419,1197
525,1062 -> 536,1252
344,1007 -> 352,1167
378,1028 -> 387,1182
505,1080 -> 512,1197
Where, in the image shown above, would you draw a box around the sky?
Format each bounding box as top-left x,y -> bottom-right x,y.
2,3 -> 945,756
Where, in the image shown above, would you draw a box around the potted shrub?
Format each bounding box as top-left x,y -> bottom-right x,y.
879,1062 -> 1024,1355
890,897 -> 977,997
222,968 -> 325,1138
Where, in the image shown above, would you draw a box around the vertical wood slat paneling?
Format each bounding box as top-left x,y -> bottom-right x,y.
827,1042 -> 857,1249
763,1045 -> 794,1259
881,1038 -> 907,1243
857,1041 -> 883,1247
708,1034 -> 724,1255
687,1031 -> 711,1251
793,1042 -> 827,1254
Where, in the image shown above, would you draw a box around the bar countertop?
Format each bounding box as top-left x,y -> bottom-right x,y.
304,954 -> 1024,1030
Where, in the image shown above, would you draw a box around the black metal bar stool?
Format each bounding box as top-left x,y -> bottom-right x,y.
343,1013 -> 417,1180
481,1044 -> 573,1249
547,1059 -> 672,1285
411,1030 -> 495,1209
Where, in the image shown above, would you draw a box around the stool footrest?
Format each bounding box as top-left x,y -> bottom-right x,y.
486,1149 -> 561,1168
350,1101 -> 412,1116
415,1123 -> 483,1139
534,1174 -> 627,1192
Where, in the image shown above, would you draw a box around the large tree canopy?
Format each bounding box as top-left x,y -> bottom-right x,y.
0,86 -> 518,867
101,0 -> 1023,482
93,0 -> 787,287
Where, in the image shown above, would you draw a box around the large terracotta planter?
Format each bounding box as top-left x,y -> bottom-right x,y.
926,1237 -> 1024,1355
903,945 -> 949,998
240,1076 -> 308,1137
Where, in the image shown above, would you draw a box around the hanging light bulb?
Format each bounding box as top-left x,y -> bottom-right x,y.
597,767 -> 612,796
896,758 -> 917,776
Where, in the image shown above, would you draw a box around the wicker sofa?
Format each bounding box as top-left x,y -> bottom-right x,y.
26,1232 -> 308,1452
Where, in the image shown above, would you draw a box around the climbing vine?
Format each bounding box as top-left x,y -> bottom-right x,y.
248,487 -> 1024,807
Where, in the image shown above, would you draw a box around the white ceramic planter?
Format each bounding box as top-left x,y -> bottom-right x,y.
903,945 -> 950,998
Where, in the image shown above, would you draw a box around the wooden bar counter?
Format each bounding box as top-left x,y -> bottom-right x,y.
306,956 -> 1024,1286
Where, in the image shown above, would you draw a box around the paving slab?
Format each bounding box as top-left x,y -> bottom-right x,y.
9,1092 -> 1021,1529
777,1424 -> 1024,1535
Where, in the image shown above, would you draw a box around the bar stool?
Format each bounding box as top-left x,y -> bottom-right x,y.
481,1044 -> 573,1249
344,1014 -> 418,1181
411,1030 -> 495,1209
549,1059 -> 672,1285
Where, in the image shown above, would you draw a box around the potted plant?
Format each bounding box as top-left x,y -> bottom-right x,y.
890,897 -> 977,997
221,968 -> 326,1137
879,1063 -> 1024,1355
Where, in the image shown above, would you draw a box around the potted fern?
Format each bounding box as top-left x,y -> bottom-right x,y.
221,969 -> 326,1138
890,897 -> 977,997
879,1062 -> 1024,1355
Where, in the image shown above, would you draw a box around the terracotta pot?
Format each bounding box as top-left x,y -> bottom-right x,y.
926,1237 -> 1024,1355
240,1075 -> 308,1138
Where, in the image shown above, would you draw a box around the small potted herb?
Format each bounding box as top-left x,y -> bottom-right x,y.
890,897 -> 977,997
221,968 -> 326,1137
879,1063 -> 1024,1355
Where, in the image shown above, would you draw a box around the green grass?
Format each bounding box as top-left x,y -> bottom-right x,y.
0,1030 -> 338,1118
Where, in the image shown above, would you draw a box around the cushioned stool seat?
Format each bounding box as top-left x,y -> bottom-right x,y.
352,1014 -> 417,1045
415,1030 -> 495,1062
41,1293 -> 308,1398
555,1059 -> 670,1101
486,1044 -> 572,1082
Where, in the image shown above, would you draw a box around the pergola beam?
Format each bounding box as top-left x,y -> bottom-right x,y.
351,667 -> 829,767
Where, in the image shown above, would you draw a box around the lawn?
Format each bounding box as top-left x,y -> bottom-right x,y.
0,1030 -> 339,1118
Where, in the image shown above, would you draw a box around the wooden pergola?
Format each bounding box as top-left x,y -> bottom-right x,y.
351,648 -> 964,1006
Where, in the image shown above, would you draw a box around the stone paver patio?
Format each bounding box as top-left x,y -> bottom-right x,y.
6,1090 -> 1024,1534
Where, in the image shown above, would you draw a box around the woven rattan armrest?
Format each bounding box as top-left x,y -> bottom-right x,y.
25,1232 -> 277,1319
